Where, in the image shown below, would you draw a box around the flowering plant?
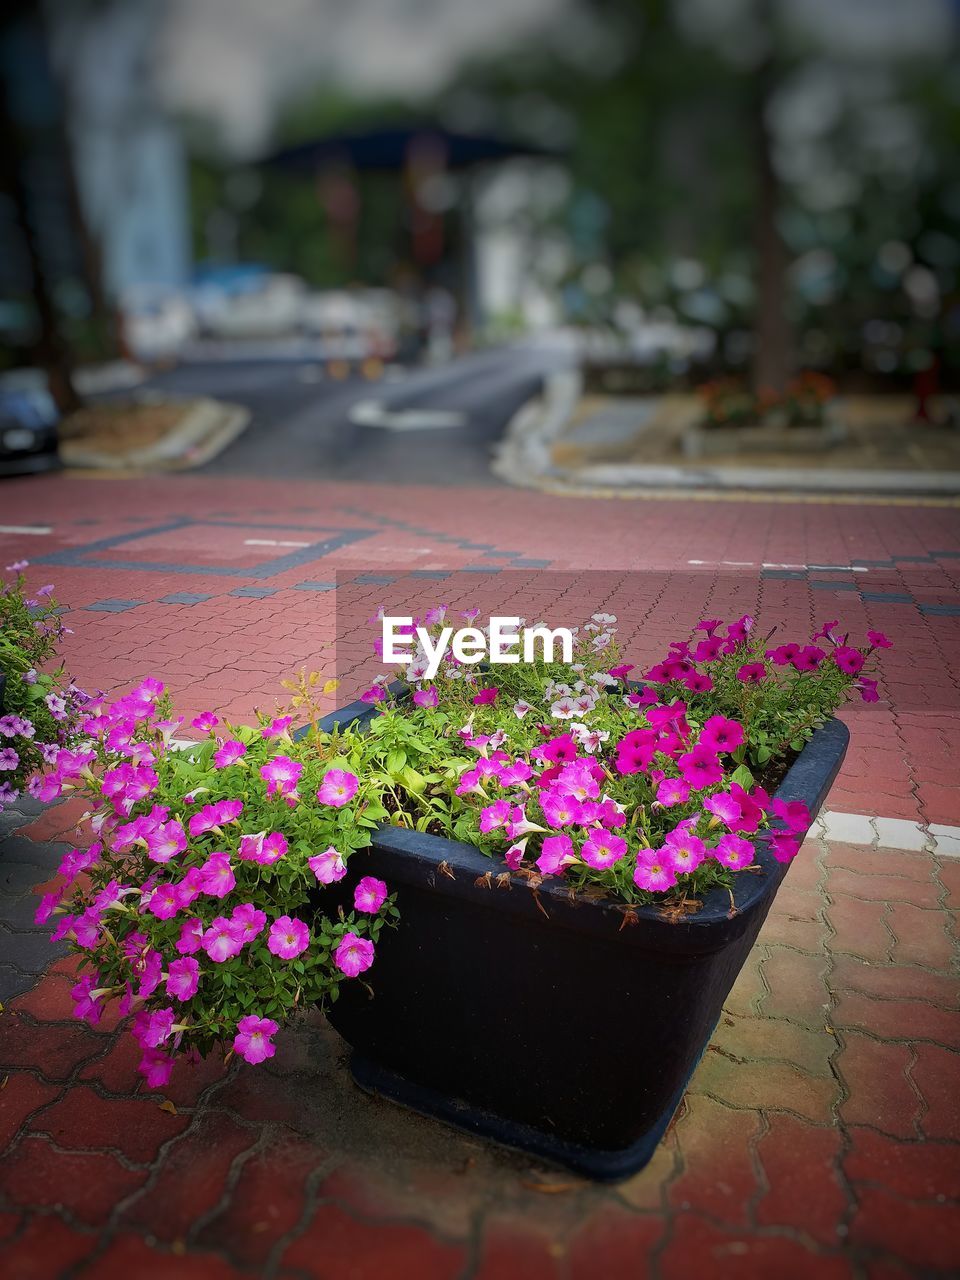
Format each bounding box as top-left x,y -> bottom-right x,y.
0,561 -> 84,809
699,372 -> 836,429
35,674 -> 396,1088
359,609 -> 887,910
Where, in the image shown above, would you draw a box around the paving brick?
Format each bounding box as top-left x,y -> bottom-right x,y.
843,1127 -> 960,1200
668,1093 -> 760,1225
0,1134 -> 147,1224
826,867 -> 941,909
0,1213 -> 97,1278
688,1052 -> 837,1124
755,1112 -> 848,1247
830,955 -> 958,1010
0,1072 -> 62,1149
75,1232 -> 244,1279
760,948 -> 831,1026
30,1083 -> 189,1163
836,1033 -> 919,1138
828,845 -> 935,881
121,1109 -> 258,1240
910,1042 -> 960,1141
832,991 -> 960,1049
848,1185 -> 960,1272
473,1222 -> 564,1280
708,1014 -> 836,1078
824,894 -> 892,963
885,900 -> 957,970
0,1013 -> 104,1081
198,1133 -> 320,1266
282,1203 -> 466,1278
657,1211 -> 854,1280
566,1204 -> 662,1277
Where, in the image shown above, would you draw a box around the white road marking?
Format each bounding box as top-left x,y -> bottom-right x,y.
688,558 -> 871,572
350,400 -> 467,430
819,810 -> 960,858
0,524 -> 52,535
244,538 -> 310,548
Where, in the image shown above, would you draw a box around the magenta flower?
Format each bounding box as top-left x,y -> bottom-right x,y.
537,833 -> 575,875
677,745 -> 723,789
770,798 -> 810,832
70,975 -> 105,1026
198,852 -> 236,898
192,711 -> 219,731
147,819 -> 187,864
176,917 -> 204,955
267,915 -> 310,959
867,630 -> 892,649
202,917 -> 244,963
663,829 -> 707,874
413,686 -> 439,708
656,777 -> 691,807
238,831 -> 288,865
262,715 -> 294,739
166,956 -> 200,1002
135,949 -> 164,999
479,798 -> 513,833
334,932 -> 375,977
834,646 -> 865,676
713,834 -> 754,870
354,876 -> 388,913
857,677 -> 879,703
792,645 -> 826,673
138,1049 -> 175,1089
581,828 -> 627,870
34,890 -> 62,925
214,739 -> 247,768
704,792 -> 742,827
633,850 -> 678,893
699,716 -> 745,754
736,662 -> 767,684
540,791 -> 582,827
472,687 -> 498,706
0,748 -> 18,771
148,882 -> 183,921
231,902 -> 267,943
188,799 -> 243,838
308,846 -> 347,884
316,768 -> 359,808
234,1015 -> 279,1064
768,831 -> 802,863
139,1007 -> 176,1049
614,728 -> 657,775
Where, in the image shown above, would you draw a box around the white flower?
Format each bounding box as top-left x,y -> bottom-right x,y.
513,700 -> 533,719
550,697 -> 576,720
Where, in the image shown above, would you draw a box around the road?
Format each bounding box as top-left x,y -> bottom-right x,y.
135,339 -> 571,484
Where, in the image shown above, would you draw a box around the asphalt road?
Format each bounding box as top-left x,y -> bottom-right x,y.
138,340 -> 571,484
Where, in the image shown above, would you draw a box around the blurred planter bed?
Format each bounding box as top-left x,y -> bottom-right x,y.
683,374 -> 845,458
682,413 -> 847,458
59,395 -> 249,470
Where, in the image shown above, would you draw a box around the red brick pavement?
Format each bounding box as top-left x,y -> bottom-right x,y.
1,474 -> 959,1277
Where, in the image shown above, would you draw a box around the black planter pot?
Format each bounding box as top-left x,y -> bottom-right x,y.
317,702 -> 848,1180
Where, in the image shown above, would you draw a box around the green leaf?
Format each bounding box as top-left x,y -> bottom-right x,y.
730,764 -> 754,789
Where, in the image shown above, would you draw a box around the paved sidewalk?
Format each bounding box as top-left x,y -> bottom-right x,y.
1,473 -> 958,1277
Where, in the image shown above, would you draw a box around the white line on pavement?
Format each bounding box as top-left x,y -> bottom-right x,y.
244,539 -> 310,548
819,810 -> 960,858
0,525 -> 52,535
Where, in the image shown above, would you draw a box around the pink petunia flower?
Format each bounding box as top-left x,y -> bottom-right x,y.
267,915 -> 310,959
736,662 -> 767,684
834,646 -> 865,676
472,687 -> 499,706
176,917 -> 204,955
148,882 -> 183,921
540,791 -> 582,827
479,798 -> 513,833
537,833 -> 576,875
856,677 -> 879,703
768,830 -> 802,863
70,974 -> 105,1026
354,876 -> 388,913
704,791 -> 742,827
699,716 -> 745,754
166,956 -> 200,1001
231,902 -> 267,943
198,852 -> 236,898
139,1007 -> 176,1049
238,830 -> 288,865
262,715 -> 294,739
334,932 -> 375,977
188,799 -> 243,838
191,711 -> 219,731
663,828 -> 707,874
202,917 -> 244,963
792,645 -> 826,673
308,846 -> 347,884
581,828 -> 627,870
866,630 -> 892,650
413,686 -> 439,708
316,768 -> 359,807
213,739 -> 247,768
633,849 -> 678,893
138,1048 -> 175,1089
677,745 -> 723,789
234,1015 -> 279,1064
713,833 -> 754,870
147,819 -> 187,864
34,890 -> 62,925
656,777 -> 691,807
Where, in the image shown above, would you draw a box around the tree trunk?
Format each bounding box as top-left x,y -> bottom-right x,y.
752,60 -> 791,396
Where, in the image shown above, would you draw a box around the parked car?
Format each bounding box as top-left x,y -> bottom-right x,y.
0,383 -> 60,477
